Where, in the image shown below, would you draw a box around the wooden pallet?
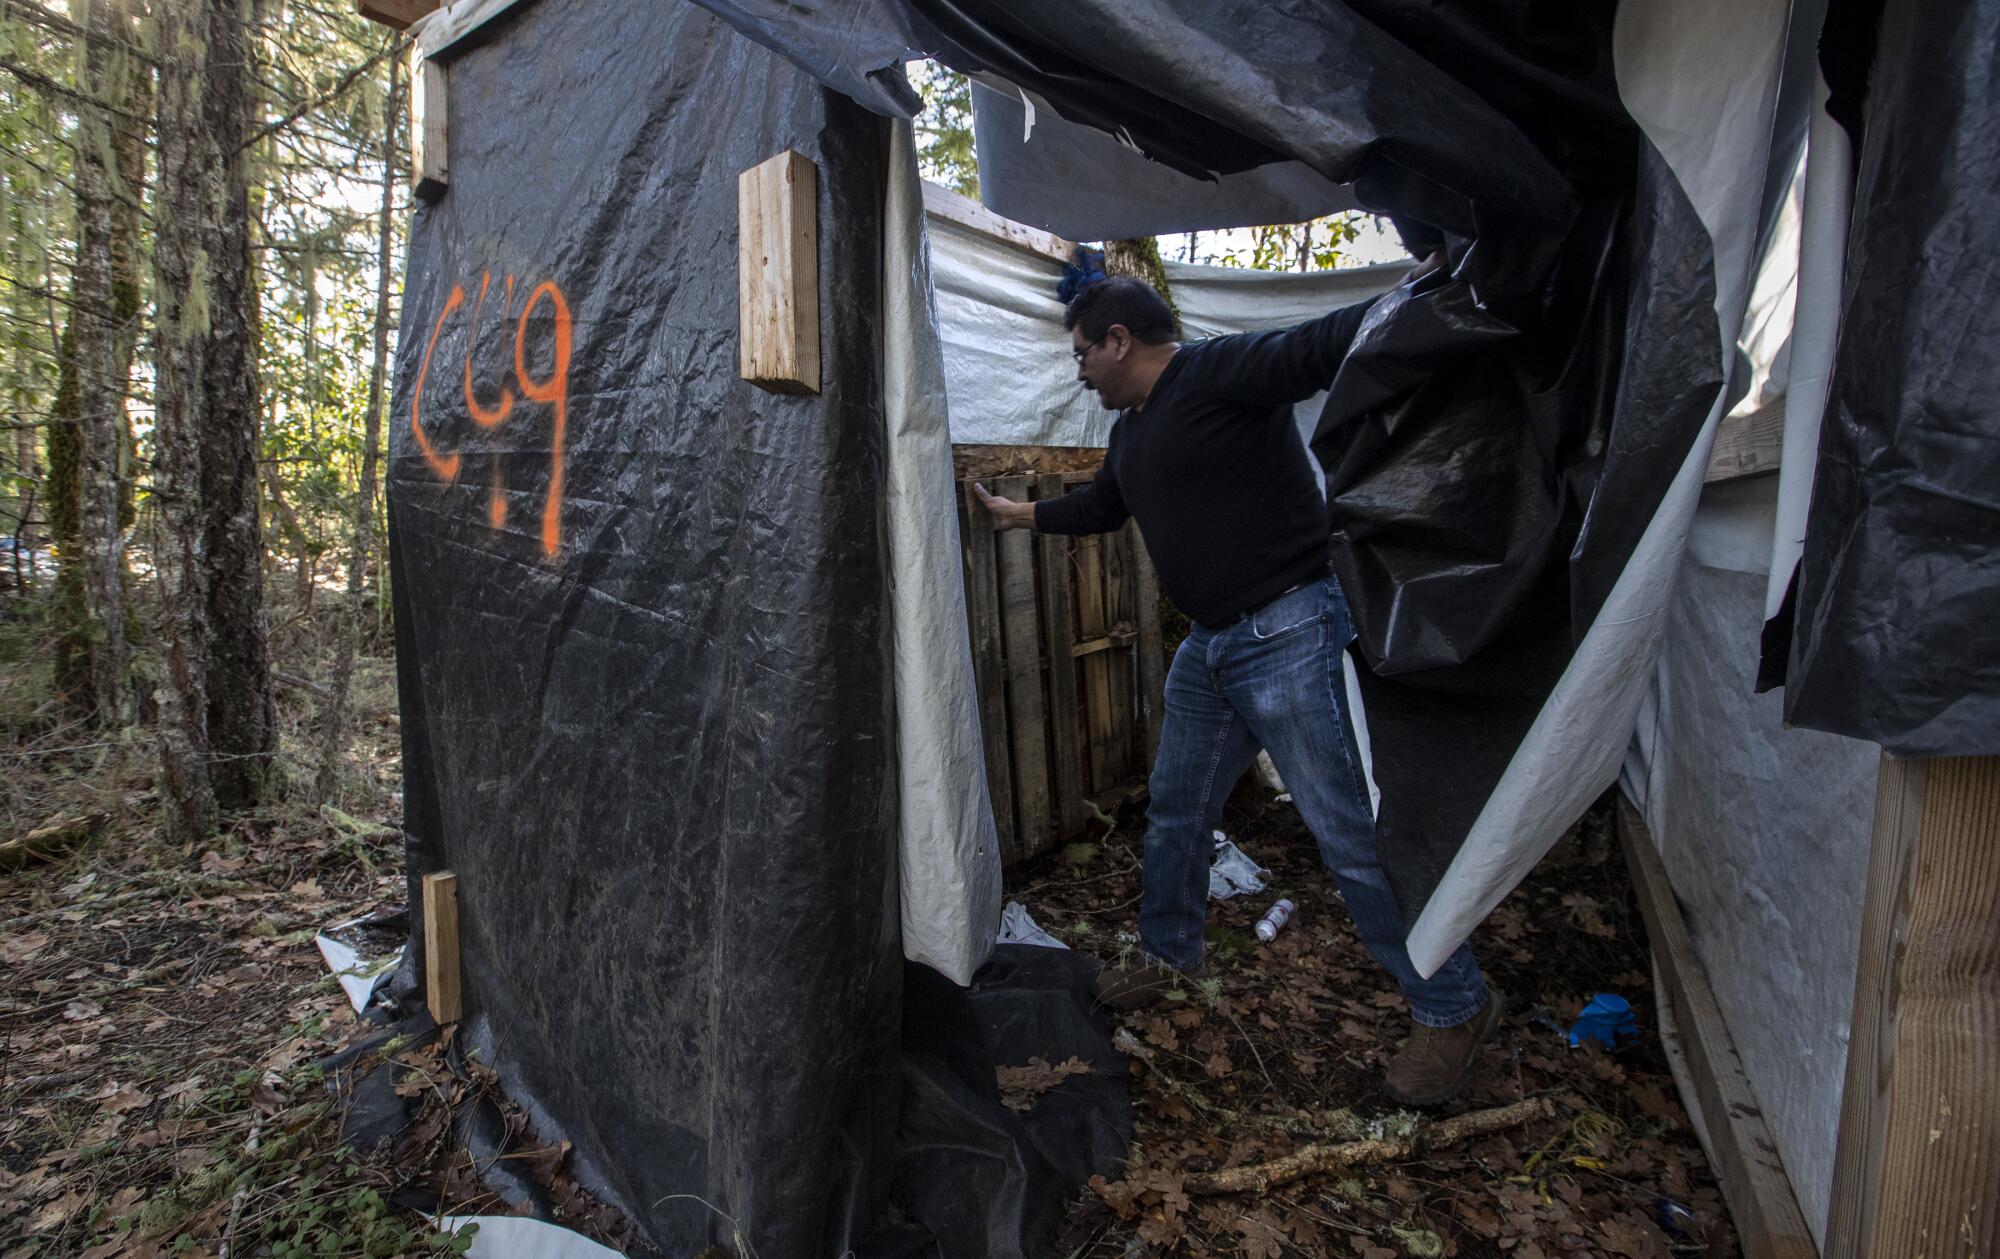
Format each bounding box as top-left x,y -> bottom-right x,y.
958,471 -> 1165,865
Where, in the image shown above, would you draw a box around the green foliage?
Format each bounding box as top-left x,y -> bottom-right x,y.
911,59 -> 978,197
1204,214 -> 1368,271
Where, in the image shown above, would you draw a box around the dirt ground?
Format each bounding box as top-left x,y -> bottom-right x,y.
1006,785 -> 1738,1259
3,595 -> 1737,1259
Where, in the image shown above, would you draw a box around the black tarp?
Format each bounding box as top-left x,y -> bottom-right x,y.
388,1 -> 903,1252
1782,0 -> 2000,755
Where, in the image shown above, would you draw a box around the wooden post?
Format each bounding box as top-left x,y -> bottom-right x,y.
961,483 -> 1016,860
737,150 -> 820,395
995,474 -> 1051,858
1036,474 -> 1087,840
1132,532 -> 1166,759
1615,796 -> 1817,1259
409,50 -> 447,202
1826,753 -> 2000,1258
422,870 -> 462,1025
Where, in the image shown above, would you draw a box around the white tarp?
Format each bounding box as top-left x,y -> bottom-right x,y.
885,123 -> 1005,984
930,216 -> 1403,448
1622,475 -> 1874,1245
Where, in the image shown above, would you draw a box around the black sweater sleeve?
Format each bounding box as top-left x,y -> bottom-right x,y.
1033,456 -> 1128,535
1181,298 -> 1378,407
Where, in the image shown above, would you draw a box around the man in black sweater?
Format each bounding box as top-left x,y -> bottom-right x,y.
975,276 -> 1498,1105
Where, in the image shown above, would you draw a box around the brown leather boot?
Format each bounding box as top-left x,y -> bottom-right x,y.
1383,989 -> 1504,1105
1091,956 -> 1211,1012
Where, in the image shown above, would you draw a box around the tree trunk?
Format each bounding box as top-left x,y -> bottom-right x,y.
198,0 -> 275,810
51,0 -> 130,722
152,0 -> 219,843
316,46 -> 401,803
1106,236 -> 1180,327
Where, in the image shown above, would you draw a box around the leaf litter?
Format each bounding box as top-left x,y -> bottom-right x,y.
1008,785 -> 1741,1258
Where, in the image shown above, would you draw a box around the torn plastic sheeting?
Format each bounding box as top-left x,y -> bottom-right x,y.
314,911 -> 405,1015
1207,835 -> 1269,901
997,901 -> 1067,950
970,79 -> 1357,242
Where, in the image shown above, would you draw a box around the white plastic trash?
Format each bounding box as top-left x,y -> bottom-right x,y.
996,900 -> 1069,949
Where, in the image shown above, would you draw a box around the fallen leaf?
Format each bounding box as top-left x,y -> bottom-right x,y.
995,1056 -> 1090,1112
0,932 -> 49,964
98,1086 -> 151,1115
1203,1051 -> 1233,1079
63,1000 -> 104,1021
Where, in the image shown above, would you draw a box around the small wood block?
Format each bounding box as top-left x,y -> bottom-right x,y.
356,0 -> 440,29
421,870 -> 462,1025
410,51 -> 447,202
738,150 -> 820,395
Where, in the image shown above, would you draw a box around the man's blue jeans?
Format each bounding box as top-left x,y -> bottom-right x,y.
1139,577 -> 1490,1027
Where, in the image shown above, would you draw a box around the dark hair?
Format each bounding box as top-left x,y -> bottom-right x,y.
1063,276 -> 1179,345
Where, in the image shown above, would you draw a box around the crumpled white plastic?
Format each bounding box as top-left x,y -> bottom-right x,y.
1208,831 -> 1271,900
996,900 -> 1069,950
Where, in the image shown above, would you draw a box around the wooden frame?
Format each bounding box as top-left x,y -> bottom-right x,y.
1615,794 -> 1817,1259
960,471 -> 1163,863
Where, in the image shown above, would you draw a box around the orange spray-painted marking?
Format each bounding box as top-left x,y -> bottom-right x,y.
464,271 -> 515,428
488,463 -> 508,532
411,284 -> 465,482
514,281 -> 572,558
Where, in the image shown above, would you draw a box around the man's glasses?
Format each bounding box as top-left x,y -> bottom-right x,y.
1071,335 -> 1105,364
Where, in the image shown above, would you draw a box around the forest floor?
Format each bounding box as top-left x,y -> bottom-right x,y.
0,593 -> 487,1258
1007,788 -> 1739,1259
2,587 -> 1738,1259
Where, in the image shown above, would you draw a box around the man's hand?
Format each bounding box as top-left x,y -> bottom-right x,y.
972,482 -> 1036,532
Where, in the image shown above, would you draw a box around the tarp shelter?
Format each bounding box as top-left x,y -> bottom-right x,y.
374,0 -> 2000,1253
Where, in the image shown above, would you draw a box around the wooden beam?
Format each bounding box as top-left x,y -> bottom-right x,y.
412,0 -> 539,59
1615,794 -> 1817,1259
1826,754 -> 2000,1258
421,870 -> 462,1025
356,0 -> 440,29
921,180 -> 1079,267
1070,627 -> 1136,658
409,49 -> 447,202
1705,399 -> 1784,483
1036,475 -> 1087,842
996,475 -> 1052,860
961,483 -> 1016,860
1132,533 -> 1167,759
738,150 -> 820,396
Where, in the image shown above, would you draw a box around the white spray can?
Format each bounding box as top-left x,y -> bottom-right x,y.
1255,898 -> 1296,943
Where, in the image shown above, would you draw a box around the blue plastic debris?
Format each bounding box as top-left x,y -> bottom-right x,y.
1057,245 -> 1107,304
1567,993 -> 1640,1049
1652,1197 -> 1698,1238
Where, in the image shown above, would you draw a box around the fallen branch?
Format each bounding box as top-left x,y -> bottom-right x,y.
0,812 -> 109,872
1185,1095 -> 1558,1196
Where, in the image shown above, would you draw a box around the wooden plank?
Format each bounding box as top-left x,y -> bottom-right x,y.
412,0 -> 538,58
1070,630 -> 1137,658
1827,754 -> 2000,1259
1705,399 -> 1784,483
1615,795 -> 1817,1259
356,0 -> 440,29
921,181 -> 1078,266
952,444 -> 1104,481
738,150 -> 820,395
961,483 -> 1016,860
1074,534 -> 1116,794
994,475 -> 1052,860
1035,474 -> 1087,842
422,870 -> 462,1025
1132,529 -> 1167,759
1104,523 -> 1137,783
409,51 -> 447,203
